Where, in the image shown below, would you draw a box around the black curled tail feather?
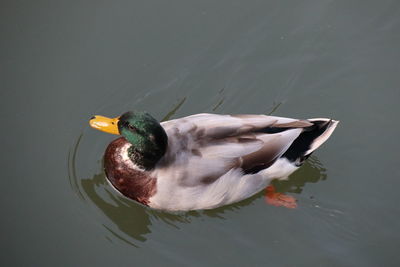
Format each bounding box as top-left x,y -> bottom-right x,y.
281,119 -> 338,165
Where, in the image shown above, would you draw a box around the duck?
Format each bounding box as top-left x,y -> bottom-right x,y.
89,111 -> 338,211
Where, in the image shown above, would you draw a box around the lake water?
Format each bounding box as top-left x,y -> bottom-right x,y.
1,0 -> 400,266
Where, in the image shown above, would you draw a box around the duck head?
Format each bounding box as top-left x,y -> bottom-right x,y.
90,111 -> 168,170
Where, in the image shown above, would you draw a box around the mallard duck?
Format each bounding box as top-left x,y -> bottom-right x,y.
89,112 -> 338,211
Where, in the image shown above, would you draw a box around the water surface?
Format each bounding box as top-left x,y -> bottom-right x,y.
1,0 -> 400,266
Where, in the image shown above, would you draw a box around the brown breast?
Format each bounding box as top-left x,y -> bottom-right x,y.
103,137 -> 157,205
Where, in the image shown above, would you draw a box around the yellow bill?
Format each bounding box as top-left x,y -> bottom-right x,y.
89,115 -> 120,135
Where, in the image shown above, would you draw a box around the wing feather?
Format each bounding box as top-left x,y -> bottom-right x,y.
156,113 -> 306,187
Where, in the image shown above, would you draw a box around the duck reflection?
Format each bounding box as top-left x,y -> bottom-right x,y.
73,155 -> 326,246
270,156 -> 327,194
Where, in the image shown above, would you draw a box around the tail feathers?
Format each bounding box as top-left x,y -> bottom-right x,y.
281,118 -> 339,165
304,118 -> 339,155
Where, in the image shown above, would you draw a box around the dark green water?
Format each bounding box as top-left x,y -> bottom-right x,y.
1,0 -> 400,266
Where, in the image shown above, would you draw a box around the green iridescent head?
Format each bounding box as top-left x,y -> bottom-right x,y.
118,111 -> 167,151
90,111 -> 168,169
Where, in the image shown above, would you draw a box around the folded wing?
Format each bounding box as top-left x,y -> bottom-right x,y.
156,114 -> 310,186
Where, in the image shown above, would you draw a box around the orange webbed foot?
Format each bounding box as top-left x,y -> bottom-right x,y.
265,185 -> 297,209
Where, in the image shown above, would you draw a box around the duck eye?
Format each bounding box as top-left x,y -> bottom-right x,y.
127,124 -> 137,132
